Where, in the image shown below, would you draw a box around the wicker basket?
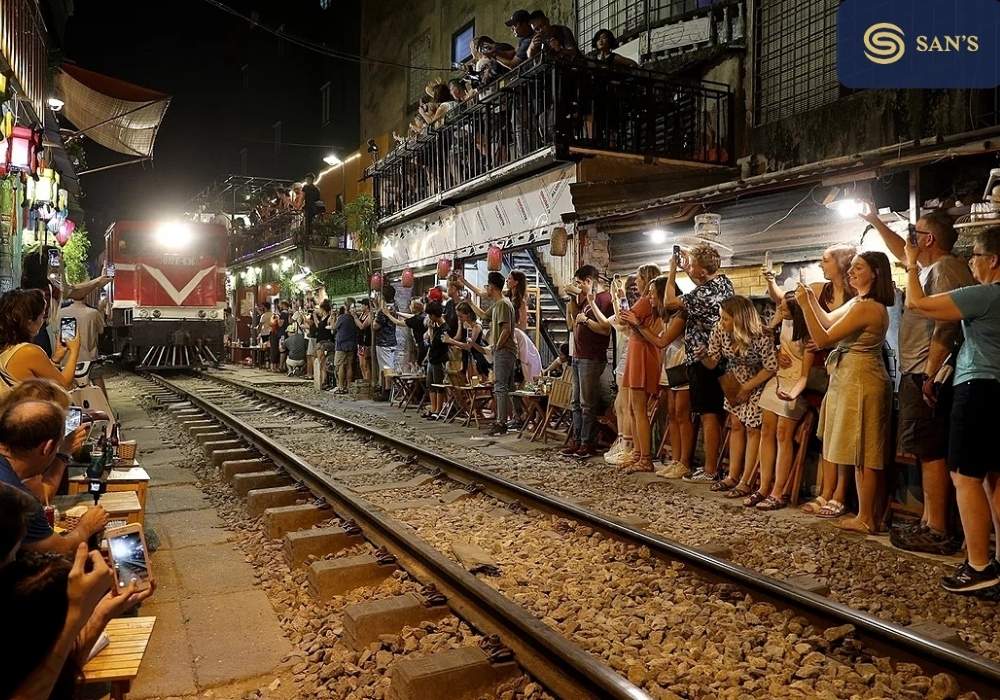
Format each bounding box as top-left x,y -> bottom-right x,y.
116,440 -> 137,461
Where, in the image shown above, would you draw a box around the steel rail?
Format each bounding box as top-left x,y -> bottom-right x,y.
149,373 -> 648,700
186,370 -> 1000,697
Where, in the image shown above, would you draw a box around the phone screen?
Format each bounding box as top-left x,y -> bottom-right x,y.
60,318 -> 77,344
48,250 -> 61,268
108,530 -> 151,589
65,406 -> 82,436
106,264 -> 116,278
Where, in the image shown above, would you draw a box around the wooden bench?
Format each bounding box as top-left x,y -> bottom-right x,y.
81,616 -> 156,700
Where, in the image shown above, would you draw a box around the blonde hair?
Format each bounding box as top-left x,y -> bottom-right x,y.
720,296 -> 763,355
689,243 -> 722,274
0,378 -> 71,413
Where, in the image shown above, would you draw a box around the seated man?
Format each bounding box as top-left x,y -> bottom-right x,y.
0,399 -> 108,554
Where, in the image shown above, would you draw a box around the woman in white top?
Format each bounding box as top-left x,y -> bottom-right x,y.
591,275 -> 637,465
513,328 -> 543,382
749,293 -> 815,509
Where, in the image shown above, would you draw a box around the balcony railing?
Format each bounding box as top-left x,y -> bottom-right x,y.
366,54 -> 732,222
228,210 -> 352,263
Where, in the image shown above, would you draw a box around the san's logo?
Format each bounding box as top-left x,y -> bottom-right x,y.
838,0 -> 999,88
863,23 -> 905,65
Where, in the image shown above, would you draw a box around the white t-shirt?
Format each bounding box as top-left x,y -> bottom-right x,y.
514,328 -> 543,382
61,301 -> 105,362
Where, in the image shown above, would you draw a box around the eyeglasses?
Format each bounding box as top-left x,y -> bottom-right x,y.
968,252 -> 992,259
907,224 -> 933,237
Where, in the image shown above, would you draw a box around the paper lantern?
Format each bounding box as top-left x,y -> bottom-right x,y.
550,227 -> 568,256
56,221 -> 72,246
28,168 -> 59,205
436,258 -> 452,279
401,267 -> 414,288
487,244 -> 503,271
370,272 -> 383,291
1,125 -> 41,176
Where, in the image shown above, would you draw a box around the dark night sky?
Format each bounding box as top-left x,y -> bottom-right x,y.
60,0 -> 360,259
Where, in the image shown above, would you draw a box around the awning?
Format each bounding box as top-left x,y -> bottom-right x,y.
54,63 -> 170,158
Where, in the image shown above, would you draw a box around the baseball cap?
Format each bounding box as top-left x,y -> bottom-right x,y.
505,9 -> 530,26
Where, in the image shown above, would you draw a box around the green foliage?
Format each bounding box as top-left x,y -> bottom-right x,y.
316,263 -> 367,298
332,194 -> 380,277
62,228 -> 91,285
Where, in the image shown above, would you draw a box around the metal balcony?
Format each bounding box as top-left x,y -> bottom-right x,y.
366,54 -> 732,224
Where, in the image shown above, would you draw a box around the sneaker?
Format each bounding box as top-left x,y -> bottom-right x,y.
604,440 -> 632,465
488,423 -> 508,437
657,461 -> 691,479
574,444 -> 597,460
891,524 -> 962,556
683,469 -> 717,483
941,559 -> 1000,594
558,441 -> 580,457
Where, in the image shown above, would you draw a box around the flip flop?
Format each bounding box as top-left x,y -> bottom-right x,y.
800,497 -> 828,515
834,516 -> 876,534
816,500 -> 846,519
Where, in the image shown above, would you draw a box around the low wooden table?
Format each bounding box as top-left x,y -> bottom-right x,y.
54,490 -> 144,527
68,465 -> 150,509
393,373 -> 426,412
82,616 -> 156,700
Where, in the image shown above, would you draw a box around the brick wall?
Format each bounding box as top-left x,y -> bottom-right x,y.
722,264 -> 782,298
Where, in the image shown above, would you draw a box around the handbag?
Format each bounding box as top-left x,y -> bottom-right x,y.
664,363 -> 690,388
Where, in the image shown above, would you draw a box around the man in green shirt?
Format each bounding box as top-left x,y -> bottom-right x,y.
483,272 -> 517,435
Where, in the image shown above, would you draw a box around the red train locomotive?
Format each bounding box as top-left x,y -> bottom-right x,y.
105,220 -> 227,369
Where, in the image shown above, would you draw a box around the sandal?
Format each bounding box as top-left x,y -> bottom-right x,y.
710,478 -> 738,492
725,484 -> 754,499
623,457 -> 655,474
833,516 -> 876,534
756,495 -> 789,511
816,500 -> 846,519
800,497 -> 828,515
743,491 -> 767,507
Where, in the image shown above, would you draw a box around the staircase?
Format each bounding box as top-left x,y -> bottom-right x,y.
504,249 -> 567,366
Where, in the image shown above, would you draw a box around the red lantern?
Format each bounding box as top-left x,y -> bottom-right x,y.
487,244 -> 503,271
436,258 -> 452,279
370,272 -> 383,291
0,125 -> 41,176
401,267 -> 414,288
56,219 -> 75,246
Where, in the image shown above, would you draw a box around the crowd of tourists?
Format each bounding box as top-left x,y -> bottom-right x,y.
267,215 -> 1000,597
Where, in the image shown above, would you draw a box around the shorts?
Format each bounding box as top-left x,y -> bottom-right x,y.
334,350 -> 353,371
947,379 -> 1000,479
306,338 -> 316,356
688,361 -> 724,415
376,345 -> 397,373
426,362 -> 446,391
897,372 -> 951,461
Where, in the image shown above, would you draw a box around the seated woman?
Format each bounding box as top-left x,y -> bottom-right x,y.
902,229 -> 1000,592
796,251 -> 894,534
542,343 -> 571,378
514,327 -> 543,383
750,292 -> 815,509
701,296 -> 777,496
0,289 -> 81,391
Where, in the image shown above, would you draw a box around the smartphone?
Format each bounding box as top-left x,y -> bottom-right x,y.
106,523 -> 153,592
60,317 -> 77,344
906,226 -> 918,246
672,245 -> 681,257
64,406 -> 82,436
48,250 -> 61,268
105,264 -> 116,278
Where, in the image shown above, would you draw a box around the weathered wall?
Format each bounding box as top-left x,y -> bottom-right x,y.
360,0 -> 574,144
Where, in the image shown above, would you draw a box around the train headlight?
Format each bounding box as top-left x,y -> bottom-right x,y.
138,308 -> 150,319
209,310 -> 220,319
198,310 -> 207,319
152,309 -> 161,319
154,222 -> 193,250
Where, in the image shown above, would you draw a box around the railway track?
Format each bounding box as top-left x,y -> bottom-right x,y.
148,371 -> 1000,699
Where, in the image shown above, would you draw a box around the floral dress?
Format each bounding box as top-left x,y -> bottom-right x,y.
706,326 -> 777,428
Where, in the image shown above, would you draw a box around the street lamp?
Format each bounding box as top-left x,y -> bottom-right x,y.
323,153 -> 343,166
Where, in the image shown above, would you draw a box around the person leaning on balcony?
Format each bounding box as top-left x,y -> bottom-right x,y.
589,29 -> 637,68
527,10 -> 579,58
504,10 -> 535,67
471,36 -> 515,83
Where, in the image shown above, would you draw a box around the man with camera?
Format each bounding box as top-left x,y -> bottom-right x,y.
0,399 -> 107,555
561,265 -> 613,459
863,209 -> 973,553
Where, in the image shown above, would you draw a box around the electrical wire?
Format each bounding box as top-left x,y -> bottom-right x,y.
200,0 -> 455,72
745,184 -> 820,239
